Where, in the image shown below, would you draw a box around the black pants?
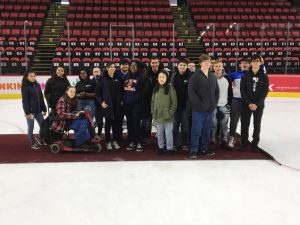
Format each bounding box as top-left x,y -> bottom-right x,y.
104,117 -> 119,142
115,104 -> 125,143
95,107 -> 103,136
241,104 -> 264,147
141,115 -> 152,140
125,104 -> 142,144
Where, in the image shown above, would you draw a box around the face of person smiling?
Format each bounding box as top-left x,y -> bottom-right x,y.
56,67 -> 65,77
79,70 -> 88,80
66,87 -> 76,99
93,68 -> 101,77
27,72 -> 36,83
158,72 -> 167,85
130,62 -> 138,74
107,64 -> 116,77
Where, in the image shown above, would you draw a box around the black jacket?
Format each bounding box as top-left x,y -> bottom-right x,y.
44,75 -> 70,109
21,79 -> 47,115
171,68 -> 191,110
95,74 -> 123,118
132,76 -> 153,118
240,68 -> 269,107
188,69 -> 220,112
75,77 -> 96,100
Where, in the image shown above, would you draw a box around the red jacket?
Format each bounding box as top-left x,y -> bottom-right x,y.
51,96 -> 77,133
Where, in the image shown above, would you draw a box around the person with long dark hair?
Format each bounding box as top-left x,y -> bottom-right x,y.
51,86 -> 93,146
21,71 -> 47,149
151,70 -> 177,156
44,66 -> 70,115
95,62 -> 123,150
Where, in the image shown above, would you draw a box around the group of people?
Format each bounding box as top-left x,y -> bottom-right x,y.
21,54 -> 269,159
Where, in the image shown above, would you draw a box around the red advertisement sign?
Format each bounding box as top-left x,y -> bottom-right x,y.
269,75 -> 300,93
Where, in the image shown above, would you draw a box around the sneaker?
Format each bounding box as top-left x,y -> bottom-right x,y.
210,139 -> 216,145
167,150 -> 173,157
220,141 -> 229,150
126,142 -> 136,150
239,146 -> 247,152
252,145 -> 261,153
35,136 -> 43,146
136,143 -> 143,152
182,145 -> 189,151
202,150 -> 215,156
112,141 -> 120,150
106,142 -> 113,150
157,148 -> 165,156
95,134 -> 103,142
190,152 -> 197,159
228,136 -> 235,148
142,138 -> 151,146
31,143 -> 41,150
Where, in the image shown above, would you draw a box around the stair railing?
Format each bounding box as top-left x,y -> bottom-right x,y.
67,22 -> 71,75
23,21 -> 31,71
285,22 -> 291,74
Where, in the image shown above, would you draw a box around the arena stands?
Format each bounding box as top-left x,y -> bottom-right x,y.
0,0 -> 300,74
0,0 -> 49,74
190,0 -> 300,73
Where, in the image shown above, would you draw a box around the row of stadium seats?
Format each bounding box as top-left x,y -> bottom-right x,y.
202,37 -> 300,48
0,29 -> 40,37
0,5 -> 48,11
193,14 -> 300,22
59,37 -> 184,48
0,37 -> 37,47
68,0 -> 170,6
0,56 -> 29,74
190,7 -> 296,14
67,13 -> 173,22
54,47 -> 188,58
0,46 -> 35,58
68,5 -> 172,14
51,57 -> 181,70
67,21 -> 175,30
200,30 -> 300,38
189,0 -> 291,6
196,22 -> 300,29
205,47 -> 300,58
62,29 -> 178,38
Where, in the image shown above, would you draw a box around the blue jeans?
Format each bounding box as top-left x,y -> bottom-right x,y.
78,99 -> 95,118
26,112 -> 44,145
156,123 -> 173,150
211,106 -> 230,142
190,111 -> 213,153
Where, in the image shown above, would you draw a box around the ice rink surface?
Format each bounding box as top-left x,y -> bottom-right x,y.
0,98 -> 299,225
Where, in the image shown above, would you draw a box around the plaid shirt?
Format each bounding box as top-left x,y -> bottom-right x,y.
51,96 -> 77,134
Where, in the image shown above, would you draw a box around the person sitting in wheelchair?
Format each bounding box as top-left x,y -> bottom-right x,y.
51,85 -> 93,147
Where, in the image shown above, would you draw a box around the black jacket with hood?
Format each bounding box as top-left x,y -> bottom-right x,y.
44,74 -> 70,109
240,67 -> 269,108
21,79 -> 47,115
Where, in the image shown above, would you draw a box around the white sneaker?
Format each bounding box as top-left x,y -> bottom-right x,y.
112,141 -> 120,150
106,142 -> 113,150
228,136 -> 235,148
136,143 -> 143,152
